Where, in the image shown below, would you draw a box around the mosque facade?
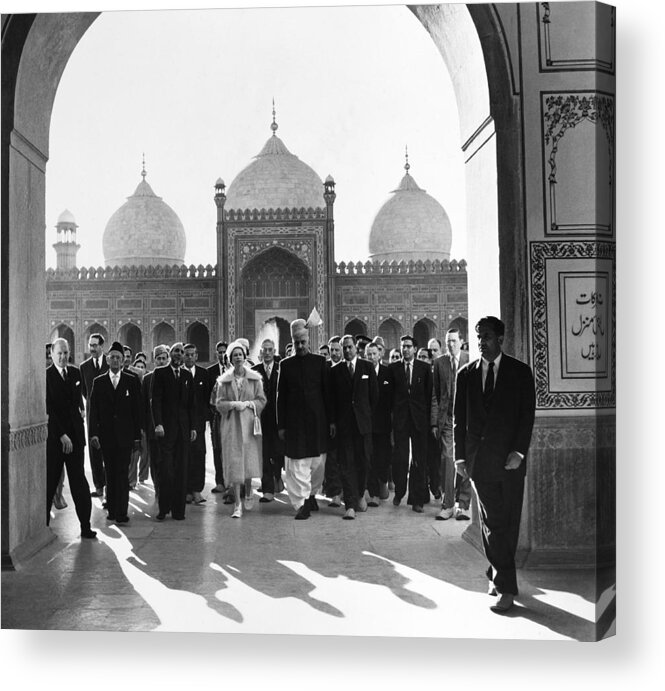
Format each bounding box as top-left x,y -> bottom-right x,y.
46,119 -> 468,364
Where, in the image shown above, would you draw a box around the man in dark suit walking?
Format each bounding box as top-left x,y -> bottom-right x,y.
79,332 -> 109,499
142,344 -> 170,494
89,341 -> 142,524
252,338 -> 284,502
46,338 -> 96,539
365,341 -> 393,506
207,340 -> 228,495
432,328 -> 470,521
454,316 -> 536,613
389,335 -> 437,513
330,335 -> 378,519
184,343 -> 210,505
151,342 -> 197,521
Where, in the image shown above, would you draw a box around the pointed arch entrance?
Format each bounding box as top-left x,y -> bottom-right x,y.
239,247 -> 310,347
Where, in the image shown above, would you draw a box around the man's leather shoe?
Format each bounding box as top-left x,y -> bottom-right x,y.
412,504 -> 424,513
81,528 -> 97,539
343,508 -> 356,520
436,507 -> 455,520
392,496 -> 401,506
367,496 -> 380,507
295,503 -> 311,520
357,496 -> 367,512
490,593 -> 514,613
455,507 -> 471,520
211,484 -> 225,494
106,513 -> 116,521
185,494 -> 193,504
90,488 -> 103,498
259,493 -> 274,503
308,496 -> 319,511
275,478 -> 285,493
54,495 -> 68,510
156,513 -> 166,521
116,516 -> 129,524
488,582 -> 498,596
328,495 -> 342,508
379,482 -> 390,500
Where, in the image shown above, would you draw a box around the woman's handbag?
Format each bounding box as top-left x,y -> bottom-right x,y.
249,401 -> 262,436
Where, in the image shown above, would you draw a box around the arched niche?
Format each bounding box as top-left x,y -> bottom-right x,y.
186,321 -> 210,363
152,321 -> 176,351
343,318 -> 367,338
117,322 -> 142,357
378,318 -> 402,352
413,317 -> 436,350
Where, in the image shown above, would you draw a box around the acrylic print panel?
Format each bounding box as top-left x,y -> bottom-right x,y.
2,0 -> 614,644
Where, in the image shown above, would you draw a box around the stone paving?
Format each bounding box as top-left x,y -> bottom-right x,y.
1,473 -> 614,641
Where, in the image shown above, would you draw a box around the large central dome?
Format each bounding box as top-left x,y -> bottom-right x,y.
225,116 -> 324,212
103,169 -> 186,267
369,159 -> 452,263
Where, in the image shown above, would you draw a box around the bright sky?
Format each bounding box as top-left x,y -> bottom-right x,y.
45,3 -> 466,269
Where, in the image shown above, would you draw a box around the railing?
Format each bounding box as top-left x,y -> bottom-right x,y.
224,207 -> 327,222
46,264 -> 217,280
334,258 -> 467,275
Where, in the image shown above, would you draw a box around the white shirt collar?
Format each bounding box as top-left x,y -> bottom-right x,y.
481,351 -> 502,375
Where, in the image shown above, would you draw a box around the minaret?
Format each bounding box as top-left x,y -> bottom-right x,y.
214,177 -> 227,339
53,209 -> 80,270
324,174 -> 336,337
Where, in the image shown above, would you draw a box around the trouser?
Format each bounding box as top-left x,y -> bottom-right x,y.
426,431 -> 440,499
187,425 -> 207,493
210,414 -> 225,487
87,428 -> 106,491
128,431 -> 150,485
392,417 -> 428,506
260,431 -> 284,494
284,454 -> 326,510
148,438 -> 160,497
473,474 -> 525,596
440,418 -> 471,510
46,439 -> 92,530
367,432 -> 391,498
103,443 -> 132,519
338,430 -> 371,510
156,432 -> 188,519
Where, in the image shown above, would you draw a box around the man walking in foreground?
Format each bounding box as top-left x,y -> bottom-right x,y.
454,316 -> 535,613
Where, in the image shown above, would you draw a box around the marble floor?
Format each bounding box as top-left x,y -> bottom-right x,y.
2,471 -> 614,641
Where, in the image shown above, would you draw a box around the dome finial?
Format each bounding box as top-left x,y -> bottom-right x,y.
271,98 -> 278,135
141,152 -> 147,180
404,145 -> 410,175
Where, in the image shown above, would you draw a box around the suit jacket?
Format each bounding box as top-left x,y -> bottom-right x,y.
371,363 -> 394,435
454,353 -> 536,482
46,364 -> 86,448
432,350 -> 470,429
187,365 -> 211,430
276,352 -> 331,459
330,358 -> 378,437
207,362 -> 227,412
252,360 -> 280,436
389,358 -> 435,434
142,370 -> 156,439
88,370 -> 142,448
151,365 -> 194,441
80,355 -> 109,402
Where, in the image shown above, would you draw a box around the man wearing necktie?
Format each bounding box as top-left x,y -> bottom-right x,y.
207,340 -> 229,495
151,342 -> 196,520
388,334 -> 436,513
432,328 -> 470,521
45,338 -> 96,539
252,338 -> 284,502
89,341 -> 142,524
329,334 -> 378,519
454,316 -> 536,613
183,343 -> 210,505
79,332 -> 109,499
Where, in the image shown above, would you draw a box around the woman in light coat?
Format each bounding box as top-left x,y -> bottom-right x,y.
215,341 -> 266,518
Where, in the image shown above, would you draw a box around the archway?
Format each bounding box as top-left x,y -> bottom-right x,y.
378,317 -> 402,352
117,322 -> 142,356
344,318 -> 367,338
240,247 -> 310,346
49,323 -> 75,363
186,321 -> 210,362
413,317 -> 436,351
152,321 -> 176,351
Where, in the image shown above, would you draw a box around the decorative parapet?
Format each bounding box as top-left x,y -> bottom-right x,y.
225,207 -> 327,222
46,264 -> 217,281
334,258 -> 467,275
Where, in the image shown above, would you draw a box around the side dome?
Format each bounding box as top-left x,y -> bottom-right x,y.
102,172 -> 186,267
225,121 -> 324,212
368,166 -> 452,263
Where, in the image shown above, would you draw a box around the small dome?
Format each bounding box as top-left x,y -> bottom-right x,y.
57,209 -> 77,226
225,129 -> 324,212
102,174 -> 186,267
368,169 -> 452,263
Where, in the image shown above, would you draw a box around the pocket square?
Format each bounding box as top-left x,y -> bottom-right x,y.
75,381 -> 80,386
361,374 -> 369,379
125,390 -> 129,397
